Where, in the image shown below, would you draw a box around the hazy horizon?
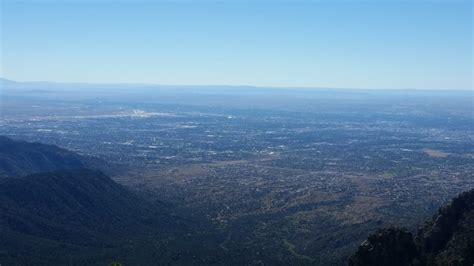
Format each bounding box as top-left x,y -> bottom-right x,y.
1,0 -> 472,90
1,77 -> 473,92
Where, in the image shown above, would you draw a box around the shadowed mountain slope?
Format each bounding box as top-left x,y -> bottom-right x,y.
0,138 -> 227,265
0,136 -> 106,178
0,169 -> 171,242
0,169 -> 188,265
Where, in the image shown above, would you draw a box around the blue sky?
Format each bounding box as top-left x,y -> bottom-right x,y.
1,0 -> 472,90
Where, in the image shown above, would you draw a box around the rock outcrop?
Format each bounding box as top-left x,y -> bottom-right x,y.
349,189 -> 474,266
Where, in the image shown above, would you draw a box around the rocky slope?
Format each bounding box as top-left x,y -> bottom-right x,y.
349,189 -> 474,266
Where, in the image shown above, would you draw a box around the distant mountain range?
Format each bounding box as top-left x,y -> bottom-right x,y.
3,78 -> 472,94
349,189 -> 474,266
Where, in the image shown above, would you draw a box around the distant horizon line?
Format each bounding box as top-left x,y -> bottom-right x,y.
1,77 -> 472,92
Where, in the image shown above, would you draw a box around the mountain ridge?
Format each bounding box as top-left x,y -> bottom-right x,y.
0,136 -> 112,178
349,189 -> 474,266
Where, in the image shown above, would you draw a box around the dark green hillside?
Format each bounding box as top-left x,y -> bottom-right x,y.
0,169 -> 187,265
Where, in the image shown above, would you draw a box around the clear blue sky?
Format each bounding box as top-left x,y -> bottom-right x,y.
1,0 -> 472,90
